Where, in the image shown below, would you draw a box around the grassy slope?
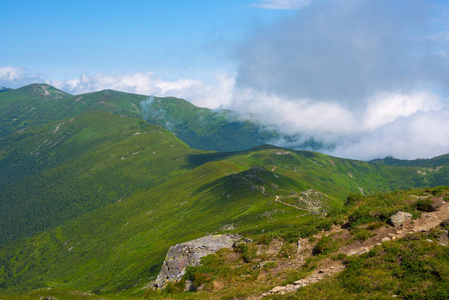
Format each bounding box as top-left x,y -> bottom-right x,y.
0,144 -> 448,296
0,84 -> 147,138
0,111 -> 205,246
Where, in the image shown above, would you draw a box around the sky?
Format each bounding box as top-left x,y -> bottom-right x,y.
1,0 -> 449,160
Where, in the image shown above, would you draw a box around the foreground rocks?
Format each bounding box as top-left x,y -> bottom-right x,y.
389,211 -> 412,227
257,202 -> 449,299
153,234 -> 241,289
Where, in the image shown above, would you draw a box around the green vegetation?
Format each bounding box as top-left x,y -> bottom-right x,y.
0,111 -> 203,246
0,83 -> 289,152
1,84 -> 449,298
289,233 -> 449,299
152,186 -> 449,300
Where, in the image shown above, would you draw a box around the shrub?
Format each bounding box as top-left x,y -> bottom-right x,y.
234,243 -> 255,263
313,236 -> 339,256
431,186 -> 448,196
366,222 -> 385,231
345,194 -> 362,206
351,228 -> 376,242
316,219 -> 333,231
262,261 -> 277,270
256,233 -> 273,245
414,199 -> 434,212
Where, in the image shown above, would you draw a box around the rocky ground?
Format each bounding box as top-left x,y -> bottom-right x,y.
254,199 -> 449,298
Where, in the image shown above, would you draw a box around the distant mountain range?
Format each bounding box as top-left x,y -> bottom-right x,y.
0,84 -> 448,298
0,83 -> 323,152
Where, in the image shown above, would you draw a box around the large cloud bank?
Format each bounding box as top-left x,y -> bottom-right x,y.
230,0 -> 449,160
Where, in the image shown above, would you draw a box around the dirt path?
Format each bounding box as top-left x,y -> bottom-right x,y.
255,201 -> 449,298
274,196 -> 312,213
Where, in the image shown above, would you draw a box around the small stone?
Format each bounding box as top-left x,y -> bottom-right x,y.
382,237 -> 391,243
319,269 -> 324,273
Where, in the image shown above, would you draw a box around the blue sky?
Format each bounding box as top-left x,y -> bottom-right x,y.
1,0 -> 296,81
1,0 -> 449,160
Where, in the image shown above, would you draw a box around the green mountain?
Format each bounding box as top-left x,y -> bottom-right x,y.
0,84 -> 146,138
0,83 -> 296,152
1,83 -> 449,298
371,154 -> 449,168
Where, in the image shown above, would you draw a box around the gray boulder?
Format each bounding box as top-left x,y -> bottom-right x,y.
153,234 -> 242,289
389,211 -> 412,227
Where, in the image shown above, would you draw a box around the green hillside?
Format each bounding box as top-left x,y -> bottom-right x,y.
1,135 -> 448,296
0,83 -> 288,152
0,111 -> 204,246
140,96 -> 280,151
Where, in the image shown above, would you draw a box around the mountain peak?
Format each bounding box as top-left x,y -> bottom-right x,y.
17,83 -> 71,97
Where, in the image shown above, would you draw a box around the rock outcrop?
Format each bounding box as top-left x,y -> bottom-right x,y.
389,211 -> 412,227
153,234 -> 242,289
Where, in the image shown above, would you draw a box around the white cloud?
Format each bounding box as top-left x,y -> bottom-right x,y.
0,67 -> 41,87
0,66 -> 24,81
229,88 -> 357,139
0,66 -> 233,110
251,0 -> 311,10
227,87 -> 449,160
331,108 -> 449,160
362,91 -> 443,130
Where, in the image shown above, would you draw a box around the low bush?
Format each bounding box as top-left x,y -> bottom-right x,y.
313,236 -> 339,256
414,198 -> 434,212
